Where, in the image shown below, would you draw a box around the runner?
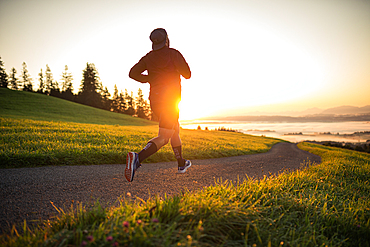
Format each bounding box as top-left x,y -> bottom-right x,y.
125,28 -> 192,182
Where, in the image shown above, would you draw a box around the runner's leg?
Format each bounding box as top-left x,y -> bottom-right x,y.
137,101 -> 180,163
138,128 -> 174,162
149,128 -> 175,149
170,123 -> 186,167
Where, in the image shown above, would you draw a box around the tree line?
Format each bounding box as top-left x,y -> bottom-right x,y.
0,56 -> 153,120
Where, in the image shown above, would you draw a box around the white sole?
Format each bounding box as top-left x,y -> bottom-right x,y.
178,162 -> 191,174
125,152 -> 135,182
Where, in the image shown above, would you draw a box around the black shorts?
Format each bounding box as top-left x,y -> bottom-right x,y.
150,101 -> 179,130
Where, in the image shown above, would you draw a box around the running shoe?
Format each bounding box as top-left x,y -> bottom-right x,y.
178,160 -> 192,174
125,152 -> 141,182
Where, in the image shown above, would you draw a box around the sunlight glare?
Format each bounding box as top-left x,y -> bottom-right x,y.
178,20 -> 324,120
52,6 -> 325,120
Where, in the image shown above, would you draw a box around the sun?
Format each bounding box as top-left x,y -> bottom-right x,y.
174,21 -> 324,120
178,99 -> 209,120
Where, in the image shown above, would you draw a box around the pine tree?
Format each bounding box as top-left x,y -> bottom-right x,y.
45,64 -> 60,97
101,86 -> 112,110
60,65 -> 73,93
60,65 -> 74,101
111,86 -> 128,114
0,57 -> 8,88
21,62 -> 33,92
125,89 -> 135,116
118,90 -> 127,113
144,99 -> 151,119
78,63 -> 103,109
111,84 -> 120,112
136,88 -> 150,119
37,68 -> 45,94
45,65 -> 53,94
9,68 -> 19,90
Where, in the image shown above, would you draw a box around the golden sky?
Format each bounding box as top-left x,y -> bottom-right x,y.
1,0 -> 369,119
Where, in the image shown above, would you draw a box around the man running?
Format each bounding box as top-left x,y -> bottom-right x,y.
125,28 -> 192,182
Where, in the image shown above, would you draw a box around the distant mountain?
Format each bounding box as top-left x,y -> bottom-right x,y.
202,104 -> 370,122
296,107 -> 323,116
276,106 -> 370,116
258,107 -> 324,117
240,105 -> 370,117
200,105 -> 370,121
218,114 -> 370,122
321,105 -> 370,115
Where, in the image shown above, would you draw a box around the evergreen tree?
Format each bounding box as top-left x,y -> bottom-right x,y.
60,65 -> 73,93
9,68 -> 19,90
136,88 -> 151,119
21,62 -> 33,92
144,99 -> 151,119
45,64 -> 60,97
111,86 -> 128,114
60,65 -> 74,101
45,65 -> 54,95
125,89 -> 135,116
101,86 -> 112,111
111,84 -> 120,112
118,90 -> 127,113
37,68 -> 45,94
0,57 -> 8,88
77,63 -> 103,109
45,65 -> 52,94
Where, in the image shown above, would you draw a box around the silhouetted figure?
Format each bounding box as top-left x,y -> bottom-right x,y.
125,28 -> 192,182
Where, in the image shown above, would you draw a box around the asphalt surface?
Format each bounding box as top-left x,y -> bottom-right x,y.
0,142 -> 321,233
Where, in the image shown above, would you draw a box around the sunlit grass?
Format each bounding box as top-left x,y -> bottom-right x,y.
2,143 -> 369,246
0,118 -> 281,168
3,87 -> 369,246
0,88 -> 282,168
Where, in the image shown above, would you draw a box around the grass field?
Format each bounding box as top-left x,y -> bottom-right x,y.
0,88 -> 153,126
0,117 -> 280,168
1,88 -> 369,246
1,143 -> 369,246
0,88 -> 282,168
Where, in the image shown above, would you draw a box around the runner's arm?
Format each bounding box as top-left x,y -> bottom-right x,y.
173,51 -> 191,79
129,58 -> 149,83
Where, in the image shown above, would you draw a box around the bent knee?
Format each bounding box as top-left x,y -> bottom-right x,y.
162,137 -> 170,145
156,136 -> 170,147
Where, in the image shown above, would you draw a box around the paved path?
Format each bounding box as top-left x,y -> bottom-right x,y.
0,142 -> 321,233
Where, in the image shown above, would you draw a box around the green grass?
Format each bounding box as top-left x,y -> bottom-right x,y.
0,88 -> 282,168
0,117 -> 280,168
3,88 -> 369,246
2,143 -> 369,246
0,88 -> 153,126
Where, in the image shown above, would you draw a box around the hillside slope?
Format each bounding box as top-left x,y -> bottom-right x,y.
0,88 -> 154,126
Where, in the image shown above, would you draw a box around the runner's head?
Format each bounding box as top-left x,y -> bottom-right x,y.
150,28 -> 169,50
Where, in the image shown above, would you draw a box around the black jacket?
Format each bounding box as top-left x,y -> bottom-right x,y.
129,46 -> 191,103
